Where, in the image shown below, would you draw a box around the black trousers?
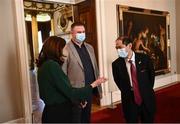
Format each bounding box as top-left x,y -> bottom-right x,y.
125,102 -> 154,123
72,97 -> 92,123
42,102 -> 72,123
124,92 -> 155,123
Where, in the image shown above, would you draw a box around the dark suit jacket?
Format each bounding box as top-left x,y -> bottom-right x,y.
112,52 -> 156,116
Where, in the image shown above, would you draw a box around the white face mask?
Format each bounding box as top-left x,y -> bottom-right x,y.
117,48 -> 128,58
76,33 -> 86,43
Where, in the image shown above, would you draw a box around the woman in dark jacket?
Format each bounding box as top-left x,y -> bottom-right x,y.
37,36 -> 106,123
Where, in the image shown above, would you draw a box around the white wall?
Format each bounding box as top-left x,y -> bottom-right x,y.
176,0 -> 180,80
0,0 -> 23,122
96,0 -> 177,106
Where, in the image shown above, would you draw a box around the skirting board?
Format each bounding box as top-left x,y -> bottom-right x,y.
4,114 -> 32,123
178,74 -> 180,81
4,118 -> 24,123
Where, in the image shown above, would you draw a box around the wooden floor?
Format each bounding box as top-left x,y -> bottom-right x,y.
91,103 -> 104,113
91,101 -> 120,113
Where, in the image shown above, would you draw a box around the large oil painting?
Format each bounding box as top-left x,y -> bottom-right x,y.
117,5 -> 171,75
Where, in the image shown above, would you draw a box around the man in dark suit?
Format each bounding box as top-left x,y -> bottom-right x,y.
112,36 -> 156,123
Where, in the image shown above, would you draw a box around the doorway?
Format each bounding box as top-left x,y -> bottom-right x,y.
24,3 -> 53,122
23,0 -> 100,123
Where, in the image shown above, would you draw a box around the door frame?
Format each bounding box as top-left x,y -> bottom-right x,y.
14,0 -> 32,122
13,0 -> 87,123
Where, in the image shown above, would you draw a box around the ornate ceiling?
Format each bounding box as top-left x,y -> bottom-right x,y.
24,0 -> 64,12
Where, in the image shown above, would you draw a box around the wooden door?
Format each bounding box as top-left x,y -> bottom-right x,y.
73,0 -> 98,63
73,0 -> 101,105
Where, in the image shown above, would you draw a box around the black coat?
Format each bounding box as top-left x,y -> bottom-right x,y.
112,53 -> 156,117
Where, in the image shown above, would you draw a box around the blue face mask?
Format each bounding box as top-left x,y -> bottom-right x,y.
76,33 -> 86,43
117,48 -> 128,58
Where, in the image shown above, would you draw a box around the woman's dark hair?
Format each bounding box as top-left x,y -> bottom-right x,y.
36,36 -> 66,67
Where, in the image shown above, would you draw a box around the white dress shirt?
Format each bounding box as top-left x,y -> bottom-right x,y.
125,52 -> 136,87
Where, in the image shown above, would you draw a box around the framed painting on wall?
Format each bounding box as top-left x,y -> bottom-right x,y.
117,5 -> 170,75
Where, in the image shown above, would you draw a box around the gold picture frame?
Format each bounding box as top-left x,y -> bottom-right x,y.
117,5 -> 171,76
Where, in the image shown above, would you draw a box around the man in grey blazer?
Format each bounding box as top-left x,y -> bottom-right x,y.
62,22 -> 102,123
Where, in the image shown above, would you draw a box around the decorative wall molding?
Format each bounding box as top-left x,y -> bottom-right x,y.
14,0 -> 32,123
28,0 -> 85,4
24,0 -> 64,12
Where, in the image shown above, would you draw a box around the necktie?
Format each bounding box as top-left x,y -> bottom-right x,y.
129,60 -> 142,105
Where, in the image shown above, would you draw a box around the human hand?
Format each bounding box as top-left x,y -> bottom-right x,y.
91,77 -> 107,88
80,101 -> 87,108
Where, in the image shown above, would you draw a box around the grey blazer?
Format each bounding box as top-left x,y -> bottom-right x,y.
62,41 -> 102,94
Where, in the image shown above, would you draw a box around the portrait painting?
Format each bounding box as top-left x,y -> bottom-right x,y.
117,5 -> 170,75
